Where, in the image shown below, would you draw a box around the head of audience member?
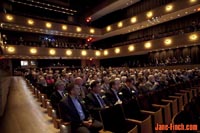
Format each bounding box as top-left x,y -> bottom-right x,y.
125,78 -> 133,88
121,76 -> 127,83
102,76 -> 109,84
67,83 -> 80,97
55,80 -> 65,91
110,78 -> 121,91
90,80 -> 101,94
74,77 -> 83,86
148,75 -> 155,83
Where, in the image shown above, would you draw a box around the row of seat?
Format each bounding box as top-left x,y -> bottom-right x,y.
25,78 -> 200,133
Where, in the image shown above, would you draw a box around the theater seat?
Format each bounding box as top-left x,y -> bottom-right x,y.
152,102 -> 171,124
122,99 -> 153,133
169,95 -> 183,112
99,104 -> 138,133
161,98 -> 178,117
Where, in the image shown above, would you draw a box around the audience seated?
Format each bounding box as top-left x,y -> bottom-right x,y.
24,66 -> 200,132
59,83 -> 103,133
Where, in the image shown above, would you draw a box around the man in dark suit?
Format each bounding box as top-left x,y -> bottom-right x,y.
85,80 -> 110,120
50,80 -> 66,117
59,83 -> 102,133
120,78 -> 138,103
105,79 -> 122,105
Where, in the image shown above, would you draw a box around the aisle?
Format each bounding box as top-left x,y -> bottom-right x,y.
0,77 -> 59,133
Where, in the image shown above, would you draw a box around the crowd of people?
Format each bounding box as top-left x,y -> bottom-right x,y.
149,56 -> 192,67
25,67 -> 200,132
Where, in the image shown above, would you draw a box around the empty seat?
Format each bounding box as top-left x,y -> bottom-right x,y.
122,99 -> 153,133
99,104 -> 138,133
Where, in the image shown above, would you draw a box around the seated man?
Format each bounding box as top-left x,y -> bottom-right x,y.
85,80 -> 110,120
105,79 -> 122,105
120,78 -> 138,102
145,75 -> 160,91
50,80 -> 66,116
59,83 -> 103,133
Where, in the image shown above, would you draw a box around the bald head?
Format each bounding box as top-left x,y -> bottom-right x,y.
74,77 -> 83,86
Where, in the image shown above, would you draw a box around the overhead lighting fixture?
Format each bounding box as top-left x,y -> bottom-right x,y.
104,50 -> 108,56
30,48 -> 37,54
49,49 -> 56,55
46,22 -> 52,28
81,50 -> 87,56
90,28 -> 95,34
76,27 -> 82,32
118,22 -> 123,28
164,38 -> 172,46
128,45 -> 135,51
66,50 -> 72,56
27,19 -> 34,25
62,25 -> 67,30
165,4 -> 173,12
115,48 -> 120,54
95,51 -> 101,56
7,46 -> 15,53
6,14 -> 13,21
190,0 -> 197,3
144,42 -> 152,49
189,34 -> 198,41
106,26 -> 111,32
130,17 -> 137,23
146,11 -> 153,18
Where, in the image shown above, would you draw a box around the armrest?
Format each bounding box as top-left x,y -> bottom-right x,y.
152,104 -> 166,108
126,118 -> 142,124
161,99 -> 173,103
140,110 -> 156,115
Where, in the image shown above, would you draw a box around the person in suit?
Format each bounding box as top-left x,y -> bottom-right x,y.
50,80 -> 66,117
85,80 -> 110,120
100,76 -> 110,94
145,75 -> 160,91
105,79 -> 122,105
59,83 -> 103,133
120,78 -> 138,103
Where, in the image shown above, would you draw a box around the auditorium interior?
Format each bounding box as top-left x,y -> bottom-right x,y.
1,0 -> 200,133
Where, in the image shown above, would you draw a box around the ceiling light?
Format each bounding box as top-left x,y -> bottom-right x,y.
164,39 -> 172,46
144,42 -> 152,49
76,27 -> 82,32
130,17 -> 137,23
146,11 -> 153,18
90,28 -> 95,34
115,48 -> 120,54
104,50 -> 108,56
106,26 -> 111,32
95,51 -> 101,56
6,14 -> 13,21
190,0 -> 197,3
30,48 -> 37,54
7,46 -> 15,53
49,49 -> 56,55
128,45 -> 135,51
189,34 -> 198,41
81,50 -> 87,56
66,50 -> 72,56
118,22 -> 123,28
62,25 -> 67,30
165,4 -> 173,12
27,19 -> 34,25
46,22 -> 52,28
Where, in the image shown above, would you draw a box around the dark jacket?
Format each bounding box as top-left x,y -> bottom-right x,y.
59,96 -> 89,126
